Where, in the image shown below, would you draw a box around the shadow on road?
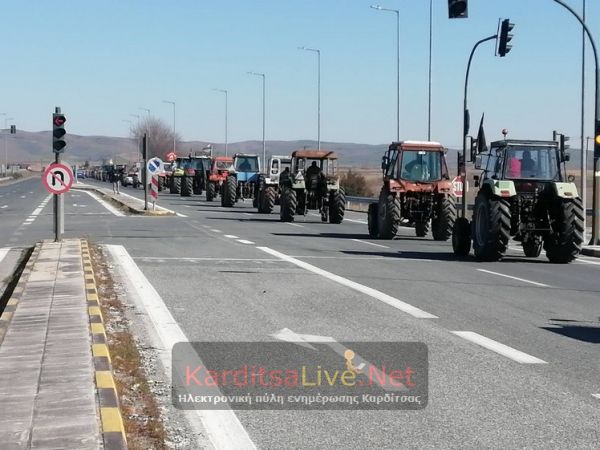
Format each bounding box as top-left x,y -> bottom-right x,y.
542,321 -> 600,344
271,232 -> 372,240
340,249 -> 469,262
206,217 -> 278,223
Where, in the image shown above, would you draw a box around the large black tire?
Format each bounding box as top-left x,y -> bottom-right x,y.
206,182 -> 216,202
472,192 -> 511,261
280,188 -> 297,222
221,175 -> 237,207
158,176 -> 164,192
377,190 -> 400,239
329,189 -> 346,224
452,217 -> 472,256
544,198 -> 584,264
193,176 -> 203,195
181,176 -> 193,197
170,176 -> 181,194
415,220 -> 430,237
368,203 -> 379,238
432,194 -> 457,241
259,186 -> 276,214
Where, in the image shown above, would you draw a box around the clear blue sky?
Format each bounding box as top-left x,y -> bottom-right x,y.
1,0 -> 598,147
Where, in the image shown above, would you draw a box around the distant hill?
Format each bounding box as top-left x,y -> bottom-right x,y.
8,130 -> 590,172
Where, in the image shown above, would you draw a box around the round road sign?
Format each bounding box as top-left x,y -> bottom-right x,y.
43,163 -> 74,194
452,176 -> 464,198
147,157 -> 164,174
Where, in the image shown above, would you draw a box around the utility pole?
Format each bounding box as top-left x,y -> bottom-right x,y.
299,46 -> 322,149
248,72 -> 266,169
163,100 -> 176,156
213,89 -> 229,156
580,0 -> 587,240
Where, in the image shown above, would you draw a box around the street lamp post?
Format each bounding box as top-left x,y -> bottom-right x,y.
213,89 -> 228,156
138,108 -> 150,163
551,0 -> 600,244
163,100 -> 176,155
370,5 -> 400,141
4,117 -> 14,177
248,72 -> 266,169
299,46 -> 322,150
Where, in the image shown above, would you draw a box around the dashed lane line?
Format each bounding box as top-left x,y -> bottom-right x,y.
351,238 -> 389,249
257,246 -> 438,319
285,223 -> 304,228
477,269 -> 551,288
210,229 -> 222,233
451,331 -> 547,364
237,239 -> 255,245
224,235 -> 239,239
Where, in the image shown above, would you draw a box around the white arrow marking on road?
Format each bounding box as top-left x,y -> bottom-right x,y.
258,246 -> 437,319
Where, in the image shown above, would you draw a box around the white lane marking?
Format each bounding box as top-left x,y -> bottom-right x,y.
452,331 -> 547,364
210,229 -> 222,233
258,246 -> 437,319
20,195 -> 26,199
351,239 -> 389,249
237,239 -> 255,245
134,256 -> 279,262
477,269 -> 551,288
1,205 -> 7,209
224,235 -> 239,239
80,190 -> 125,217
0,248 -> 10,264
25,217 -> 35,222
592,394 -> 600,400
243,213 -> 254,216
345,218 -> 368,224
30,194 -> 52,217
285,223 -> 304,228
105,245 -> 256,450
183,205 -> 191,208
22,222 -> 31,226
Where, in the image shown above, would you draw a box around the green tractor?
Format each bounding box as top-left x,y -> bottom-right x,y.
453,134 -> 584,263
279,150 -> 345,223
169,155 -> 210,197
256,155 -> 292,214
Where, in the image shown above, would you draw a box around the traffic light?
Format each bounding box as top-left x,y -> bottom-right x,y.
448,0 -> 468,19
560,134 -> 570,152
595,120 -> 600,158
497,19 -> 514,57
52,113 -> 66,153
10,125 -> 16,134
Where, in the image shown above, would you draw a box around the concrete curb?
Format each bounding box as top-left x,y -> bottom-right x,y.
73,185 -> 174,216
0,243 -> 40,346
581,246 -> 600,258
81,240 -> 128,450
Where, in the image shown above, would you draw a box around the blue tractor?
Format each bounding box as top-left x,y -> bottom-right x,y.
221,153 -> 262,207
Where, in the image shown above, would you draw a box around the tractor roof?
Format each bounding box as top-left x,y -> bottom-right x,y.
491,139 -> 558,148
390,140 -> 444,151
213,156 -> 233,162
292,149 -> 339,160
271,155 -> 292,160
234,153 -> 259,158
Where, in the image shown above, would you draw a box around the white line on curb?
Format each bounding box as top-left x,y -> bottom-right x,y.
105,245 -> 256,450
477,269 -> 551,288
0,248 -> 10,265
351,239 -> 389,249
452,331 -> 547,364
118,191 -> 188,217
257,246 -> 437,319
80,190 -> 125,217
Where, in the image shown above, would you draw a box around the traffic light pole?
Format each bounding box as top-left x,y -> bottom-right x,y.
53,107 -> 64,242
460,34 -> 497,219
142,133 -> 148,211
550,0 -> 600,245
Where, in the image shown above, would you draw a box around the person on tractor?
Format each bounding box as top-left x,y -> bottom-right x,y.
239,158 -> 251,171
507,153 -> 522,178
306,161 -> 327,195
521,150 -> 536,177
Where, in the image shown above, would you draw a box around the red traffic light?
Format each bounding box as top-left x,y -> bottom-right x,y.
53,115 -> 66,127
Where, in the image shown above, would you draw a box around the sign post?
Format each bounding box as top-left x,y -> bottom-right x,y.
147,156 -> 163,212
51,107 -> 67,242
43,162 -> 73,242
142,134 -> 148,211
150,174 -> 159,210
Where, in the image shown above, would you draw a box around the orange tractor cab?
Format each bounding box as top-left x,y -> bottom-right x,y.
206,156 -> 234,202
368,141 -> 456,240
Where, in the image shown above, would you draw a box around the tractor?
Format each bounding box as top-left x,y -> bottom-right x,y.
256,155 -> 292,214
169,155 -> 210,197
221,153 -> 261,207
278,150 -> 346,223
452,134 -> 584,263
206,156 -> 234,202
368,141 -> 456,240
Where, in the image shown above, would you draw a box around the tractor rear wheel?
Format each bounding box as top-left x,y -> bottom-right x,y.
181,176 -> 193,197
368,203 -> 379,238
452,217 -> 472,256
432,194 -> 457,241
206,182 -> 216,202
415,220 -> 429,237
280,188 -> 297,222
221,176 -> 237,207
329,188 -> 345,224
260,187 -> 276,214
377,190 -> 400,239
158,176 -> 164,191
472,192 -> 511,261
544,198 -> 584,263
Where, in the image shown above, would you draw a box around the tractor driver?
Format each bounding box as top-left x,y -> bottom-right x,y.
521,150 -> 536,176
306,161 -> 326,194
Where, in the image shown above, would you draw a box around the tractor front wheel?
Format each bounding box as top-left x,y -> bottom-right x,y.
377,190 -> 400,239
280,188 -> 297,222
206,182 -> 216,202
329,188 -> 345,224
260,186 -> 276,214
432,194 -> 457,241
221,176 -> 237,207
368,203 -> 379,238
452,218 -> 471,256
472,192 -> 511,261
181,175 -> 193,197
170,176 -> 181,194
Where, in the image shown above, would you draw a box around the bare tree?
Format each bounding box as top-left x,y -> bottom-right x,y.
130,116 -> 182,159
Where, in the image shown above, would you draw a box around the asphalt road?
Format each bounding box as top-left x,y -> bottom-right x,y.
2,176 -> 600,449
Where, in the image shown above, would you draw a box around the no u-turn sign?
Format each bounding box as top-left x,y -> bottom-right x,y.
43,163 -> 74,194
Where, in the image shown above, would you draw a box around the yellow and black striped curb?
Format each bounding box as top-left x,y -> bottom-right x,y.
0,244 -> 41,347
81,240 -> 128,450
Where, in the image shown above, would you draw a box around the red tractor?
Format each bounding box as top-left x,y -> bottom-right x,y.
206,156 -> 234,202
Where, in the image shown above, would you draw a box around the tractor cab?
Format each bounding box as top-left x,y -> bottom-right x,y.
289,150 -> 339,190
267,155 -> 292,184
382,141 -> 449,184
233,153 -> 261,183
